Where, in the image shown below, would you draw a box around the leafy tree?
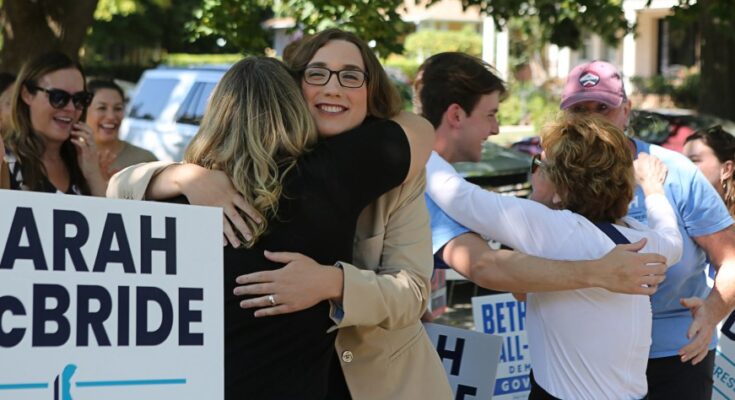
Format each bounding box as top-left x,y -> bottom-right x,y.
404,27 -> 483,61
189,0 -> 411,56
450,0 -> 735,121
0,0 -> 99,72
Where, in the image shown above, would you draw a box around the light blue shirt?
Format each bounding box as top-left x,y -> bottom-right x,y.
631,139 -> 733,358
426,194 -> 470,266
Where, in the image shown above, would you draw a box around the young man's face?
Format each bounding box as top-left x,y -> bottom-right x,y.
455,91 -> 500,162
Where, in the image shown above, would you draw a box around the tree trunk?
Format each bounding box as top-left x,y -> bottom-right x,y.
0,0 -> 99,73
698,0 -> 735,121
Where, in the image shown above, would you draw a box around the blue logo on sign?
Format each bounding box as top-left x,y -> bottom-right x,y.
0,364 -> 187,398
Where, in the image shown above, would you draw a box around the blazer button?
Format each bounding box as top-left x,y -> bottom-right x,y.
341,351 -> 354,363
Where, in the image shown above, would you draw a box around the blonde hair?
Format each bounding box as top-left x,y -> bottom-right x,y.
184,57 -> 317,246
541,114 -> 635,222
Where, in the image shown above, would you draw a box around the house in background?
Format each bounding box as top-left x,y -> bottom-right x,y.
546,0 -> 696,94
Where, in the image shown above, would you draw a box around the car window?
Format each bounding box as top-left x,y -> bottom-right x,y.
176,82 -> 217,126
128,78 -> 179,121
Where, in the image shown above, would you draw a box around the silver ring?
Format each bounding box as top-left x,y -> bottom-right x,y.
267,294 -> 276,306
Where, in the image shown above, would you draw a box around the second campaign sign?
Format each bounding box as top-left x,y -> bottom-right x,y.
0,190 -> 223,400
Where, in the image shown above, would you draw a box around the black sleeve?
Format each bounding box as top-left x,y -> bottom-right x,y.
317,118 -> 410,213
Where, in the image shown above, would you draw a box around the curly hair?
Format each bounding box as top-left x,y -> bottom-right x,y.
541,114 -> 635,222
285,28 -> 402,120
184,57 -> 317,246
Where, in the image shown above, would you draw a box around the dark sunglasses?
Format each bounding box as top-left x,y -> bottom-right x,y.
530,154 -> 545,174
25,84 -> 92,110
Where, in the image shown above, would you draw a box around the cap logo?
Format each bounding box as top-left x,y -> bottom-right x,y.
579,72 -> 600,87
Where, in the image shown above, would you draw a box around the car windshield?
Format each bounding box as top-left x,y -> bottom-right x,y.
128,78 -> 178,121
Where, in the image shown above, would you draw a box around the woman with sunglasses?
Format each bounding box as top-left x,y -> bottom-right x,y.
86,79 -> 157,180
108,29 -> 451,399
4,51 -> 106,195
683,126 -> 735,217
427,114 -> 683,399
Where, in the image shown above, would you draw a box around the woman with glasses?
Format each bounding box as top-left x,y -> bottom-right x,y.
85,80 -> 156,180
158,56 -> 430,399
683,126 -> 735,217
4,51 -> 106,195
108,29 -> 451,399
426,114 -> 683,399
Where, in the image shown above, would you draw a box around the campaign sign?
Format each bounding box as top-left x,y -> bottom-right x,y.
714,312 -> 735,399
472,293 -> 530,400
424,322 -> 502,400
0,190 -> 223,400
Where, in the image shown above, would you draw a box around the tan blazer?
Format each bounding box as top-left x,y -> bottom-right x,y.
107,163 -> 453,400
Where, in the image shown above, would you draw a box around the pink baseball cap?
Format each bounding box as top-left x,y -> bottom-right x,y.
560,60 -> 626,110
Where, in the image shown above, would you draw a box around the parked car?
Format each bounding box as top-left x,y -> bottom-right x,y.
629,108 -> 735,152
456,141 -> 532,197
120,66 -> 228,162
510,108 -> 735,156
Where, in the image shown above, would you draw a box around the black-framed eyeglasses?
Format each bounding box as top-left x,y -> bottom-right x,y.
302,67 -> 368,88
530,154 -> 545,174
25,84 -> 92,110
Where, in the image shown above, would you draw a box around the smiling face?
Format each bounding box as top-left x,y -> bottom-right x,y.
21,67 -> 84,144
300,40 -> 368,137
86,88 -> 124,145
684,138 -> 727,195
456,91 -> 500,162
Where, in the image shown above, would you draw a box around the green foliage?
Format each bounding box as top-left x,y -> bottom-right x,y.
670,0 -> 735,40
498,82 -> 559,131
446,0 -> 632,50
275,0 -> 411,56
630,71 -> 701,109
383,54 -> 421,82
403,27 -> 482,60
186,0 -> 411,56
188,0 -> 273,55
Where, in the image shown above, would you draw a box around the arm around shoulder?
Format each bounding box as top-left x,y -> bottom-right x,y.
391,111 -> 434,182
106,161 -> 177,200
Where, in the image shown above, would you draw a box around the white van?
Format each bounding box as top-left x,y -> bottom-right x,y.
119,66 -> 227,162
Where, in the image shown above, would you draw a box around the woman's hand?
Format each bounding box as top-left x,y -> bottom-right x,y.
70,122 -> 107,196
233,251 -> 344,317
175,166 -> 261,247
634,152 -> 667,196
98,148 -> 120,181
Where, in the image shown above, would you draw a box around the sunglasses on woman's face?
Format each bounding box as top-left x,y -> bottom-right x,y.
25,84 -> 92,110
530,154 -> 545,174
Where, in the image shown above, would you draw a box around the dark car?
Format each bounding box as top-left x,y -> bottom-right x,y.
629,108 -> 735,152
509,108 -> 735,157
453,141 -> 532,197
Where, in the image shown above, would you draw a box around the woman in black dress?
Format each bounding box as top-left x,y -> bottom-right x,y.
161,56 -> 432,399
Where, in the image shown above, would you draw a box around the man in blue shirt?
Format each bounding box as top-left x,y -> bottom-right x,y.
560,60 -> 735,399
414,53 -> 669,303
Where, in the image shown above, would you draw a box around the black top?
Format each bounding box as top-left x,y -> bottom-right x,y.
166,118 -> 410,399
6,151 -> 82,194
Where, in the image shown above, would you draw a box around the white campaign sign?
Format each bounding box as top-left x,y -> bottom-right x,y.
424,322 -> 502,400
0,190 -> 223,400
714,312 -> 735,399
472,293 -> 531,400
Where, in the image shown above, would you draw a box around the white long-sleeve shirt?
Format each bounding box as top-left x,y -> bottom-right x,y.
426,152 -> 683,399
